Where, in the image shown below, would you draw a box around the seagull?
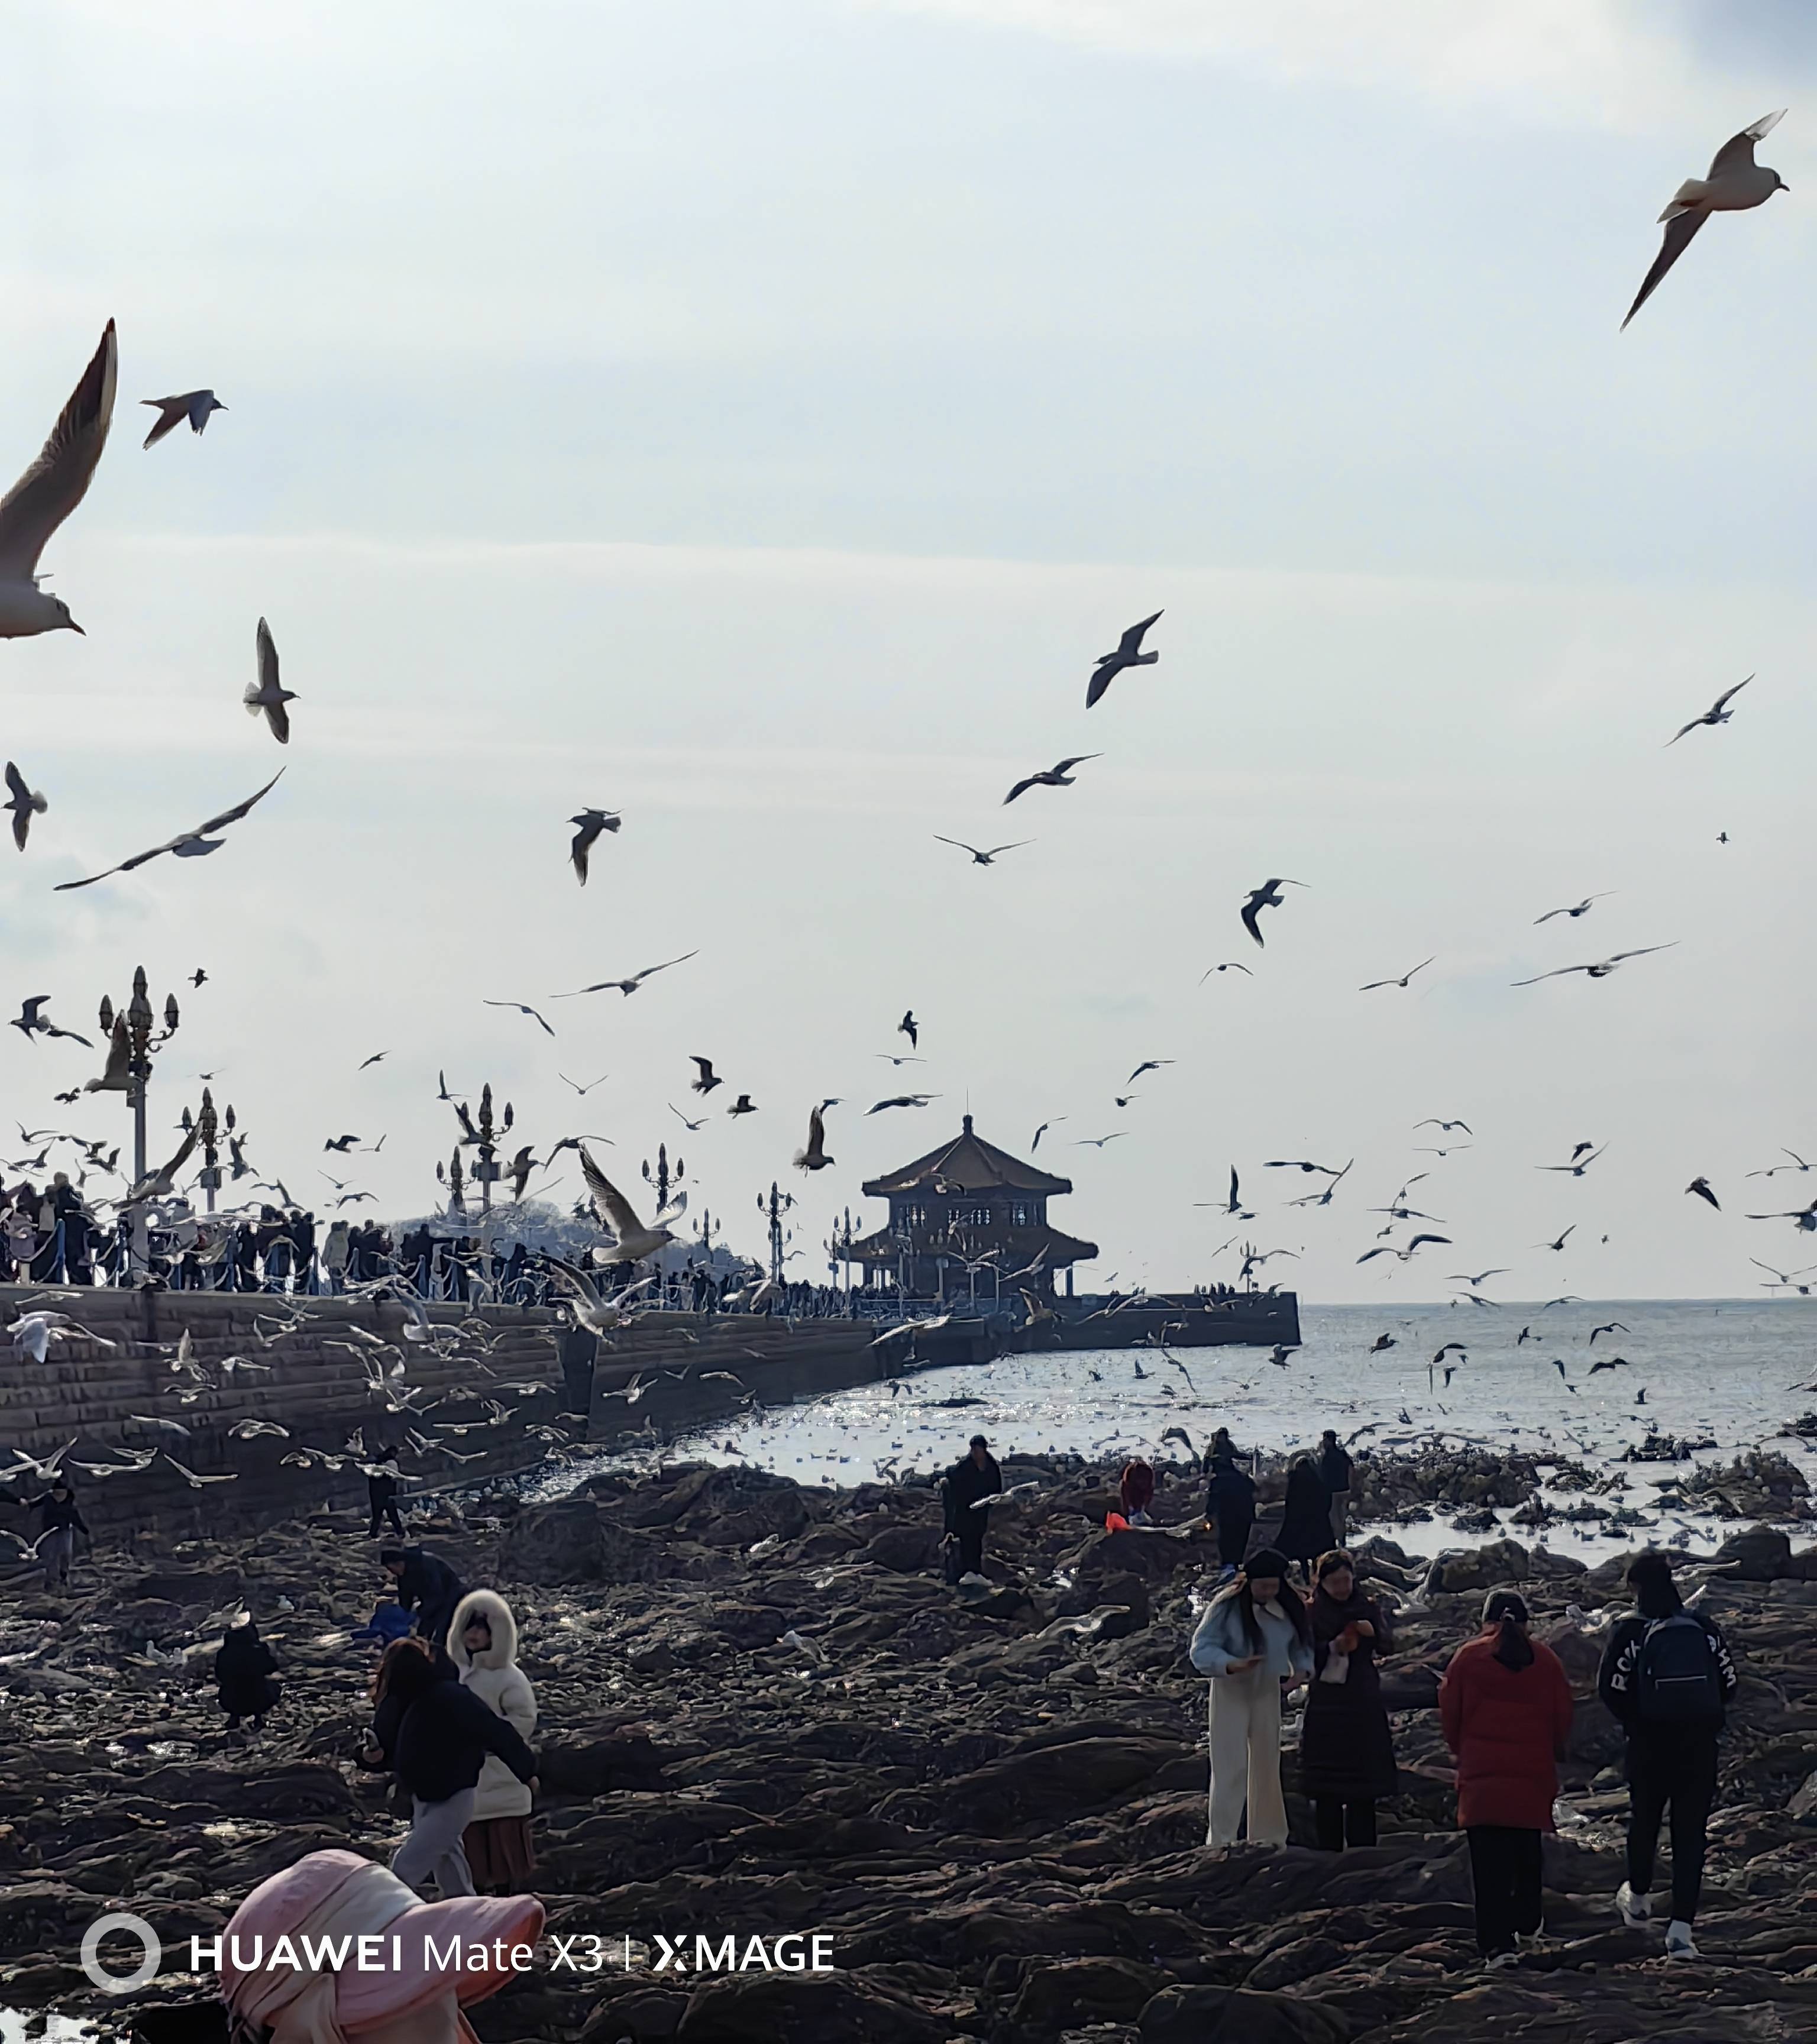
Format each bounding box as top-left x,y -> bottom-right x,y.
1750,1257 -> 1817,1293
898,1010 -> 919,1049
541,1259 -> 657,1335
1073,1133 -> 1127,1149
243,619 -> 296,743
793,1105 -> 833,1172
190,969 -> 208,987
4,763 -> 47,850
55,770 -> 284,891
140,388 -> 224,449
579,1149 -> 684,1262
690,1056 -> 722,1095
1588,1321 -> 1629,1343
0,321 -> 115,639
876,1052 -> 926,1066
1286,1159 -> 1353,1207
1357,1233 -> 1452,1264
1265,1159 -> 1343,1176
868,1095 -> 937,1113
553,952 -> 698,998
569,808 -> 622,884
1030,1118 -> 1065,1150
670,1105 -> 707,1131
1537,1226 -> 1576,1252
160,1452 -> 238,1487
1200,961 -> 1254,981
1685,1176 -> 1721,1211
1747,1148 -> 1813,1179
1448,1268 -> 1509,1287
1667,677 -> 1752,747
1127,1059 -> 1173,1085
1368,1333 -> 1396,1353
1240,878 -> 1307,947
123,1126 -> 201,1204
1745,1198 -> 1817,1232
726,1094 -> 758,1117
1622,111 -> 1787,329
322,1134 -> 360,1153
1003,754 -> 1101,805
560,1072 -> 609,1096
1512,945 -> 1677,987
1416,1118 -> 1473,1135
505,1146 -> 541,1201
1534,895 -> 1612,925
933,836 -> 1032,865
1085,609 -> 1162,709
1539,1146 -> 1606,1177
1586,1356 -> 1631,1376
11,996 -> 89,1047
484,999 -> 555,1036
357,1052 -> 389,1071
1360,958 -> 1434,992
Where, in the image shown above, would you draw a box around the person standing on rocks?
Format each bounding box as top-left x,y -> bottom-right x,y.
1204,1447 -> 1256,1577
449,1589 -> 538,1891
942,1434 -> 1001,1583
215,1613 -> 283,1732
363,1637 -> 538,1899
1301,1549 -> 1396,1851
380,1544 -> 465,1654
1597,1550 -> 1739,1960
1440,1590 -> 1574,1969
1189,1546 -> 1312,1849
367,1454 -> 406,1540
27,1477 -> 88,1590
1118,1457 -> 1156,1525
1276,1453 -> 1333,1584
1317,1431 -> 1353,1542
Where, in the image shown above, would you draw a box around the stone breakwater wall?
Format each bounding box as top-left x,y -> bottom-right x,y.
0,1289 -> 885,1540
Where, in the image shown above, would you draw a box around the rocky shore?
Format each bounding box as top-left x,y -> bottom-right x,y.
2,1447 -> 1815,2043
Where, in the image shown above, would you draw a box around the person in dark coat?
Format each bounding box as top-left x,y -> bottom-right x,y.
367,1455 -> 406,1540
1302,1549 -> 1396,1849
27,1479 -> 89,1589
1276,1454 -> 1333,1582
1596,1551 -> 1739,1959
942,1435 -> 1001,1580
1317,1429 -> 1353,1542
1205,1451 -> 1255,1576
362,1637 -> 536,1898
380,1545 -> 464,1652
1441,1590 -> 1574,1967
215,1616 -> 282,1730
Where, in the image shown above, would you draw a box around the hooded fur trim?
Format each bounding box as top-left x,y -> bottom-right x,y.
449,1587 -> 518,1673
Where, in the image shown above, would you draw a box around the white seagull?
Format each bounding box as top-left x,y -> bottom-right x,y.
244,618 -> 296,743
1624,111 -> 1789,329
0,321 -> 117,639
141,389 -> 225,449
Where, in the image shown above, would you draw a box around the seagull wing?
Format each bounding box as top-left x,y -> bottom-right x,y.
54,769 -> 284,891
0,321 -> 117,580
982,842 -> 1032,858
1052,755 -> 1101,774
1622,208 -> 1708,330
1709,109 -> 1784,178
580,1147 -> 643,1239
141,396 -> 185,449
1117,609 -> 1163,656
1084,660 -> 1118,710
541,1252 -> 603,1309
633,950 -> 698,985
1607,943 -> 1677,965
1003,775 -> 1038,805
1511,965 -> 1585,986
933,836 -> 979,857
1709,674 -> 1753,716
4,762 -> 27,807
1240,897 -> 1265,946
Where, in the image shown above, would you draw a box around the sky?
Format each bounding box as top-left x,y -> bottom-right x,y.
1,0 -> 1815,1301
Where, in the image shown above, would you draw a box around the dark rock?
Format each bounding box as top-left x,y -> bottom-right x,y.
1714,1527 -> 1795,1581
675,1969 -> 950,2043
1138,1985 -> 1347,2044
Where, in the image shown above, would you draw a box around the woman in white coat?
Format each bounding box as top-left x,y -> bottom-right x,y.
1189,1546 -> 1314,1848
448,1588 -> 538,1890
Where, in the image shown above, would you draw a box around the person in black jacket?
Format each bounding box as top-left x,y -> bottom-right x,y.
363,1637 -> 536,1897
1318,1430 -> 1353,1542
1204,1451 -> 1255,1577
27,1480 -> 88,1589
1597,1551 -> 1739,1959
380,1545 -> 464,1652
367,1456 -> 405,1540
215,1616 -> 282,1731
1276,1454 -> 1333,1584
942,1436 -> 1001,1581
1301,1550 -> 1396,1849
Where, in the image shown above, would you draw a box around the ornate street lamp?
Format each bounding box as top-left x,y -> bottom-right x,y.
93,965 -> 180,1188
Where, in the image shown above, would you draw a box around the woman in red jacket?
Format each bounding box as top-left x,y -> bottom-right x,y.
1439,1590 -> 1574,1968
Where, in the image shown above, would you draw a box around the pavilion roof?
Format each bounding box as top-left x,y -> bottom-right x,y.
861,1115 -> 1072,1197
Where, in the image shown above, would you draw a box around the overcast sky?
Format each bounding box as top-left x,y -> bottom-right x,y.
2,1 -> 1814,1301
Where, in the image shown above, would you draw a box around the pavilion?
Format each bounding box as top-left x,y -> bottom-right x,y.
848,1114 -> 1098,1302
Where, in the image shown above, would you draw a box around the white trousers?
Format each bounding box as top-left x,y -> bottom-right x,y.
392,1789 -> 477,1897
1207,1665 -> 1287,1848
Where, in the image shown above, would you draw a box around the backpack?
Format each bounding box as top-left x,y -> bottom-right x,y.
1634,1612 -> 1724,1722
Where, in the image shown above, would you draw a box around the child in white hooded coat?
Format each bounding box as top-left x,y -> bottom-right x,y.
448,1588 -> 538,1889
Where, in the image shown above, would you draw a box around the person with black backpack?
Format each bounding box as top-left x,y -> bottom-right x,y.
1596,1551 -> 1739,1959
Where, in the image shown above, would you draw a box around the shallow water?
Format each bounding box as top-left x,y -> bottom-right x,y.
585,1298 -> 1817,1558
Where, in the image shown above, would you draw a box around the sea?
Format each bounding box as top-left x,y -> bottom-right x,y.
617,1299 -> 1817,1561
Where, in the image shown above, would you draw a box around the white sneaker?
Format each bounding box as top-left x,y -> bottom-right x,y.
1665,1920 -> 1698,1960
1481,1950 -> 1519,1972
1515,1922 -> 1547,1951
1615,1882 -> 1653,1928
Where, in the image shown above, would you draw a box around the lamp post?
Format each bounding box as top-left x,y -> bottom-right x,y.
642,1143 -> 680,1214
758,1182 -> 794,1284
194,1088 -> 227,1215
95,965 -> 180,1188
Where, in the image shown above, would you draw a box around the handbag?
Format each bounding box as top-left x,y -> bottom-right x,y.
1319,1648 -> 1351,1685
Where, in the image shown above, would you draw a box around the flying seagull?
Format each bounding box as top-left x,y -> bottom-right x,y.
1074,1132 -> 1127,1149
933,836 -> 1032,865
55,770 -> 284,890
898,1010 -> 918,1049
553,952 -> 698,998
1085,609 -> 1162,709
12,995 -> 90,1046
1448,1267 -> 1509,1287
1686,1176 -> 1721,1211
1127,1060 -> 1173,1084
1537,1225 -> 1576,1252
1534,894 -> 1612,925
726,1094 -> 758,1116
570,808 -> 621,884
869,1095 -> 938,1113
1622,111 -> 1787,329
688,1056 -> 722,1095
1240,878 -> 1307,947
1360,958 -> 1434,992
141,389 -> 224,449
240,619 -> 296,743
4,763 -> 46,850
1666,677 -> 1751,746
1745,1198 -> 1817,1232
1004,755 -> 1100,805
579,1147 -> 683,1262
483,999 -> 554,1036
1512,944 -> 1677,987
1416,1119 -> 1473,1135
1031,1118 -> 1065,1150
1200,961 -> 1253,981
1539,1145 -> 1606,1177
0,320 -> 117,640
793,1104 -> 833,1172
